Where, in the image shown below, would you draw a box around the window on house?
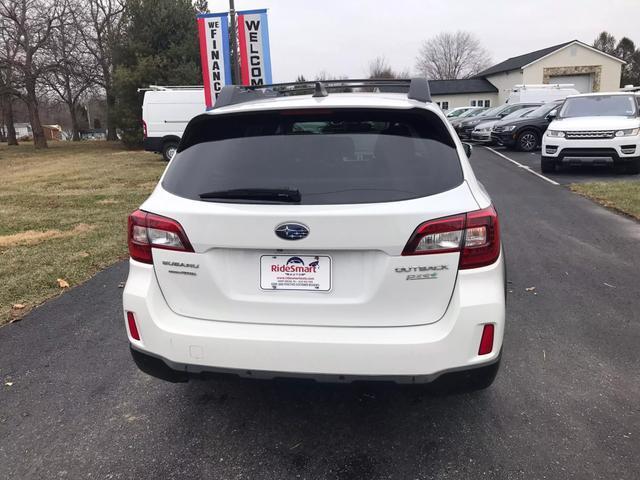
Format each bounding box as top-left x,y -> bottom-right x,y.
441,101 -> 449,110
471,99 -> 491,107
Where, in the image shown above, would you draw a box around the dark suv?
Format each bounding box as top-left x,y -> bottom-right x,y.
455,102 -> 541,140
491,101 -> 563,151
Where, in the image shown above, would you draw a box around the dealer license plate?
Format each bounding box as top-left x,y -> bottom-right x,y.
260,255 -> 331,291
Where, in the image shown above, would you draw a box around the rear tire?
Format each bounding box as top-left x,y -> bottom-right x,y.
517,130 -> 539,152
161,141 -> 179,162
541,156 -> 556,173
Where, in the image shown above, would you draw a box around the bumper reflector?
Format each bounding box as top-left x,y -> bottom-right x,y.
127,311 -> 141,341
478,324 -> 494,355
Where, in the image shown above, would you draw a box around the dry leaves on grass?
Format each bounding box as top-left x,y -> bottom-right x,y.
57,278 -> 70,289
12,304 -> 26,310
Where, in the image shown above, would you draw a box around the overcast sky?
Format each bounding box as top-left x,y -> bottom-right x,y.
207,0 -> 639,82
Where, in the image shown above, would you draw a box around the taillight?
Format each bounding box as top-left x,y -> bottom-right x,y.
460,206 -> 500,270
401,215 -> 465,255
127,210 -> 194,264
142,120 -> 147,139
402,206 -> 500,269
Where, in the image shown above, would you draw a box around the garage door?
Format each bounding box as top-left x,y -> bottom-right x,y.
549,74 -> 593,93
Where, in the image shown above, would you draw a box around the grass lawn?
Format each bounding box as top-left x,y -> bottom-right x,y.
570,180 -> 640,220
0,142 -> 166,325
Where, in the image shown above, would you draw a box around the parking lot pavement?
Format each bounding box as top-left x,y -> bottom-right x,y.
1,147 -> 639,479
482,145 -> 635,185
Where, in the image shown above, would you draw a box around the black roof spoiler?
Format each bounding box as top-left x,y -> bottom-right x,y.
212,78 -> 431,109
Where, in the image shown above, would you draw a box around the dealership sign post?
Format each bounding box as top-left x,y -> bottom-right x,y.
237,9 -> 273,86
196,13 -> 232,108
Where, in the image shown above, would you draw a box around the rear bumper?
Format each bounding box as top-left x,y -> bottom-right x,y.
129,344 -> 503,384
122,254 -> 505,382
143,137 -> 163,153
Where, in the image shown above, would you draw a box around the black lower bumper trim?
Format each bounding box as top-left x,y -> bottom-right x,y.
129,345 -> 502,385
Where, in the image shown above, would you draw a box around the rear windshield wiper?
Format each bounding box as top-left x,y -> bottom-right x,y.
199,188 -> 301,203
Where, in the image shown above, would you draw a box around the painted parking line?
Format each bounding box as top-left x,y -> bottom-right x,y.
485,146 -> 560,186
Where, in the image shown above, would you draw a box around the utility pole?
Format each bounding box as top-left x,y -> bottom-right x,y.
228,0 -> 241,84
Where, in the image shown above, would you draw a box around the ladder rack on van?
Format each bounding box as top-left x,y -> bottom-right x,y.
512,84 -> 575,90
137,85 -> 205,93
213,78 -> 432,110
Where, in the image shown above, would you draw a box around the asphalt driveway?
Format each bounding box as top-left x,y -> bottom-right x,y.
1,147 -> 639,479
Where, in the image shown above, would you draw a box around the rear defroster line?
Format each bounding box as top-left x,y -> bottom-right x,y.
485,146 -> 560,186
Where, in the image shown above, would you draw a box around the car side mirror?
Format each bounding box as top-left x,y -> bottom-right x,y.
546,110 -> 557,121
463,143 -> 473,158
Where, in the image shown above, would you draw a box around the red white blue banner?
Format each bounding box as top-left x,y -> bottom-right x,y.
197,13 -> 232,108
237,9 -> 273,86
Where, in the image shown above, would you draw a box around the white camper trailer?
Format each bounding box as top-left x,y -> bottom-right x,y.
140,86 -> 205,161
506,84 -> 579,104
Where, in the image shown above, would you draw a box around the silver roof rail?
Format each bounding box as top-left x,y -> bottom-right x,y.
212,78 -> 432,109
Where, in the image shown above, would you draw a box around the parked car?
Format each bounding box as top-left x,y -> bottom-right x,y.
471,107 -> 537,144
446,106 -> 476,119
506,84 -> 579,104
123,79 -> 506,390
141,86 -> 206,161
455,103 -> 541,140
448,107 -> 488,128
492,101 -> 563,151
541,92 -> 640,174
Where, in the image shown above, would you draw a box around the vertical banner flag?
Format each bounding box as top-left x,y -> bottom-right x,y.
197,13 -> 232,109
237,9 -> 273,86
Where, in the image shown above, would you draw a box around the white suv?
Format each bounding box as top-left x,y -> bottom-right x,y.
123,79 -> 506,391
542,92 -> 640,174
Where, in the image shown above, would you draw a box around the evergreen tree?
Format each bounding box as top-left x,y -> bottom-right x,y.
114,0 -> 201,146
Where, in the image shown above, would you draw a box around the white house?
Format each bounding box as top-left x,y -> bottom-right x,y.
430,40 -> 625,110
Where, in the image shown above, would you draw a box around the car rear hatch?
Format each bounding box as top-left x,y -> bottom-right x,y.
138,107 -> 480,327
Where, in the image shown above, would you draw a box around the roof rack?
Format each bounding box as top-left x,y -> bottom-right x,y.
213,78 -> 431,109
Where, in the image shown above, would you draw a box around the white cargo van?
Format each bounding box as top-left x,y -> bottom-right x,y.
140,86 -> 205,161
506,84 -> 579,104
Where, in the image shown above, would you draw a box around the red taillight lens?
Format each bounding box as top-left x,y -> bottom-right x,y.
142,120 -> 147,139
478,324 -> 494,355
459,206 -> 500,270
127,210 -> 194,264
127,311 -> 140,340
402,206 -> 500,269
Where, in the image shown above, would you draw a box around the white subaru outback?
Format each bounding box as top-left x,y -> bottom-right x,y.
123,79 -> 506,390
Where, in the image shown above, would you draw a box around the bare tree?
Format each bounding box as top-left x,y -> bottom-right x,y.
46,1 -> 98,141
368,56 -> 411,79
368,56 -> 396,79
75,0 -> 125,141
415,31 -> 491,80
0,0 -> 65,149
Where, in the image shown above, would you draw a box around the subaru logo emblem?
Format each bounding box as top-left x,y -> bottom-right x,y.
275,223 -> 309,240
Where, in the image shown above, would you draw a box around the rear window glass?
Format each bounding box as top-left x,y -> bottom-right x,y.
163,109 -> 463,205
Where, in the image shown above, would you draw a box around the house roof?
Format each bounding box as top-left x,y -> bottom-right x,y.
477,40 -> 626,78
428,78 -> 498,95
477,41 -> 575,77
